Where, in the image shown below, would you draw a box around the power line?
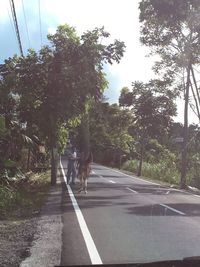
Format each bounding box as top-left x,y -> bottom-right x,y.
22,0 -> 31,48
9,0 -> 24,57
38,0 -> 42,48
7,6 -> 18,47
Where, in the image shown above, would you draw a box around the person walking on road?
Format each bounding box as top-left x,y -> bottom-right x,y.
67,146 -> 77,185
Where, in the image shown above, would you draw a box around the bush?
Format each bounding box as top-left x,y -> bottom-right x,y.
122,159 -> 179,185
0,170 -> 50,219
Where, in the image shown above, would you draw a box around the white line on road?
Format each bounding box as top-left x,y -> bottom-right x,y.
95,164 -> 158,185
159,203 -> 186,216
95,173 -> 117,184
94,164 -> 200,201
109,180 -> 116,184
126,187 -> 138,194
125,186 -> 185,215
93,166 -> 187,216
60,159 -> 103,265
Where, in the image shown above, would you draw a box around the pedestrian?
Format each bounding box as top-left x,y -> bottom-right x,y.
67,145 -> 77,185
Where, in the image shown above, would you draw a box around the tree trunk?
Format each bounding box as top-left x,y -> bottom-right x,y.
51,145 -> 58,185
49,115 -> 58,186
137,143 -> 144,177
80,112 -> 90,154
27,147 -> 31,170
119,154 -> 122,169
180,64 -> 191,189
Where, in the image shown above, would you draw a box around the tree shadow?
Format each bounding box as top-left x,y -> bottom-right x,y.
126,184 -> 189,196
126,203 -> 200,217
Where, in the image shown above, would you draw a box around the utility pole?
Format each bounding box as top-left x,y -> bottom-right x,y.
180,62 -> 191,189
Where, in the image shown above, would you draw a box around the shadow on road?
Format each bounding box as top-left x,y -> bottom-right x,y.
126,203 -> 200,217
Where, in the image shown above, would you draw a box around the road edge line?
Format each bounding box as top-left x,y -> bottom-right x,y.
60,158 -> 103,265
95,164 -> 158,185
94,164 -> 200,201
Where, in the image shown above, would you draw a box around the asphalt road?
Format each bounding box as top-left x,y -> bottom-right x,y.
60,157 -> 200,265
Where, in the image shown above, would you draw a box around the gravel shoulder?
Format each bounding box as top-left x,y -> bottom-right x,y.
0,218 -> 38,267
20,178 -> 62,267
0,171 -> 62,267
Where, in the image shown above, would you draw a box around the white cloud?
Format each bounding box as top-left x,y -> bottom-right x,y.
47,27 -> 56,34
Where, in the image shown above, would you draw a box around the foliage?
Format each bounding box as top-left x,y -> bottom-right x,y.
139,0 -> 200,76
0,171 -> 50,219
17,25 -> 125,163
0,24 -> 125,183
57,124 -> 69,154
123,159 -> 179,185
119,80 -> 177,138
88,101 -> 134,165
139,0 -> 200,187
145,139 -> 177,164
119,80 -> 177,175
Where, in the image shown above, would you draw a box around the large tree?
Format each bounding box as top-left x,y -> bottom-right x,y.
119,79 -> 177,176
2,24 -> 125,184
139,0 -> 200,187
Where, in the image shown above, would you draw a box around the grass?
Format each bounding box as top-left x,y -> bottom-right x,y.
0,170 -> 51,219
122,159 -> 180,185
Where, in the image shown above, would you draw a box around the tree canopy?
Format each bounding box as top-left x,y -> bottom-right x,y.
0,24 -> 125,184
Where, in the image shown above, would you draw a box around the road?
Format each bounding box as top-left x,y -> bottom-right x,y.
60,157 -> 200,265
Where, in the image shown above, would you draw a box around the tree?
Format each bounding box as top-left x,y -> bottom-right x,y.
139,0 -> 200,188
88,101 -> 133,167
4,24 -> 125,184
0,58 -> 40,176
119,79 -> 177,176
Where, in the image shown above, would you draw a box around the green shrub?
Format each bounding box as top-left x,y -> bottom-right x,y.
122,159 -> 179,185
0,170 -> 50,219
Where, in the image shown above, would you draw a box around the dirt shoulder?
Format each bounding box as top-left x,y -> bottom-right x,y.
0,218 -> 38,267
0,171 -> 51,267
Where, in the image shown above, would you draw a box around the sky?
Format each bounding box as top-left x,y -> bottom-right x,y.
0,0 -> 199,125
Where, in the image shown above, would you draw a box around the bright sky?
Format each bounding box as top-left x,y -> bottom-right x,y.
0,0 -> 199,125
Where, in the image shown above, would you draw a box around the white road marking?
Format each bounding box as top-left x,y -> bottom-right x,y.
109,180 -> 116,184
126,186 -> 185,215
93,165 -> 193,216
126,187 -> 138,194
95,164 -> 158,185
94,173 -> 117,184
94,164 -> 200,201
159,203 -> 186,216
60,159 -> 102,265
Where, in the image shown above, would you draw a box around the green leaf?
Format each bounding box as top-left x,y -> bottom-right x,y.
3,159 -> 17,168
0,116 -> 6,136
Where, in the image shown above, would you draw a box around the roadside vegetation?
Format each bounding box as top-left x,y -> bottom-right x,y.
1,0 -> 200,215
88,99 -> 200,188
0,24 -> 125,212
86,0 -> 200,190
0,170 -> 50,219
3,1 -> 200,265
